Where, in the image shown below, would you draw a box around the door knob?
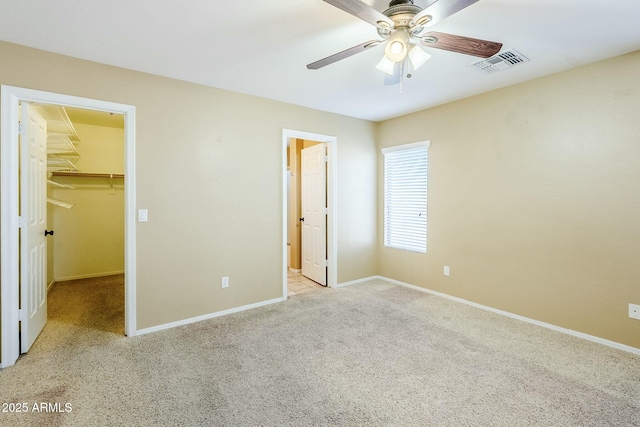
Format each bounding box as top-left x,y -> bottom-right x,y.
299,217 -> 305,222
45,230 -> 54,236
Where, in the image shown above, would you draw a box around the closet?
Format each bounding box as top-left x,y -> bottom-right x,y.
31,103 -> 125,285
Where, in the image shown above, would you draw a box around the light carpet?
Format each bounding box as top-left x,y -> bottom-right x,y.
1,276 -> 639,426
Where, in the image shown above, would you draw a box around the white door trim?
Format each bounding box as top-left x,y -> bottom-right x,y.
281,129 -> 337,298
1,85 -> 137,368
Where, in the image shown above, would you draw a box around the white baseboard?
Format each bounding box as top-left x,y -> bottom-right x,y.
47,280 -> 55,293
136,296 -> 286,336
54,270 -> 125,282
288,268 -> 301,273
379,276 -> 640,356
333,275 -> 380,288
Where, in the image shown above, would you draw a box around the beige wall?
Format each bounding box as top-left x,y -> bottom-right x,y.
51,123 -> 125,281
0,41 -> 378,338
377,51 -> 640,349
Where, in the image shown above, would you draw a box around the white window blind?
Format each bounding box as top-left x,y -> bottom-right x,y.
382,141 -> 429,253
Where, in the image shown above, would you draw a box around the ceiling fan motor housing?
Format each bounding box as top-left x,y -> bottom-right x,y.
384,0 -> 421,20
389,0 -> 414,6
378,0 -> 424,39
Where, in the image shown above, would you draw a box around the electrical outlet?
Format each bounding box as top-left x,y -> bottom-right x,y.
629,304 -> 640,320
221,276 -> 229,288
444,266 -> 450,277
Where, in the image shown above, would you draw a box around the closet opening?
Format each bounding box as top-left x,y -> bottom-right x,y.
41,104 -> 126,336
1,85 -> 137,368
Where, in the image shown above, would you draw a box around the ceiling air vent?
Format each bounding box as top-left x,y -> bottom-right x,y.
471,49 -> 530,74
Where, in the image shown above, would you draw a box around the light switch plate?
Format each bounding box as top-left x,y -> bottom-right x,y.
138,209 -> 148,222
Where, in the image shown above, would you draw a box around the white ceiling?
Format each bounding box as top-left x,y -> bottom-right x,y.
1,0 -> 639,122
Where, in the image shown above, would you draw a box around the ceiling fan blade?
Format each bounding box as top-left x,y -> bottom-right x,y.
411,0 -> 479,28
307,40 -> 382,70
420,31 -> 502,58
323,0 -> 394,28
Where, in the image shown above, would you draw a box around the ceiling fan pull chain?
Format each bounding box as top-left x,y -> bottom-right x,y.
399,57 -> 406,93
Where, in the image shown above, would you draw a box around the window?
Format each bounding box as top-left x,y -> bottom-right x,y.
382,141 -> 429,253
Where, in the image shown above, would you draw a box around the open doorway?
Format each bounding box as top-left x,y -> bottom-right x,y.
281,129 -> 337,299
1,86 -> 137,368
43,104 -> 126,336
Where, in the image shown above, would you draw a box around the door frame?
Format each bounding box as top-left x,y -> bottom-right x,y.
1,85 -> 137,368
281,129 -> 337,298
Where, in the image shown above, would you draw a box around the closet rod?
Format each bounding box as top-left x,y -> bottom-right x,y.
51,171 -> 125,179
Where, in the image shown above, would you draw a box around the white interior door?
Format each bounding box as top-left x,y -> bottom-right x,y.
20,102 -> 48,353
301,143 -> 327,286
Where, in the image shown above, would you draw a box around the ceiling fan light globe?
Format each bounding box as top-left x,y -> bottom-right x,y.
385,28 -> 410,62
385,40 -> 407,62
390,41 -> 404,55
376,56 -> 396,75
408,45 -> 431,70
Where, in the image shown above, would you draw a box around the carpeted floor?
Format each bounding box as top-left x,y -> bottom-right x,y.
1,276 -> 639,426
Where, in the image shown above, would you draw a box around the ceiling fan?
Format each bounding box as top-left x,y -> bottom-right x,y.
307,0 -> 503,85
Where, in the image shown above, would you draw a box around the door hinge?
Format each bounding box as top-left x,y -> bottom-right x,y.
324,207 -> 329,215
18,216 -> 25,229
18,309 -> 26,322
18,122 -> 26,136
324,155 -> 329,163
324,259 -> 329,267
